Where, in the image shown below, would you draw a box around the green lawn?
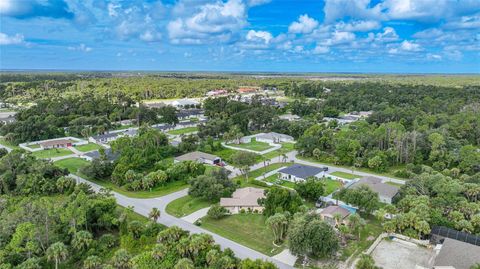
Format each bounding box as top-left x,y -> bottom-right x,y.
166,195 -> 212,217
167,127 -> 198,135
32,148 -> 73,159
227,138 -> 273,152
79,172 -> 189,199
204,165 -> 222,174
323,178 -> 342,194
249,163 -> 287,179
74,143 -> 103,152
340,215 -> 383,261
200,214 -> 284,256
0,138 -> 21,150
28,144 -> 41,149
330,171 -> 359,180
263,142 -> 295,160
209,147 -> 262,166
54,157 -> 90,173
279,180 -> 296,189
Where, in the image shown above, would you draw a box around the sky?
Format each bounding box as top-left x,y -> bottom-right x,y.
0,0 -> 479,73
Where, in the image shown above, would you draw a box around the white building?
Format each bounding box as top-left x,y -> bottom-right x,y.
278,164 -> 325,182
171,99 -> 200,108
220,187 -> 265,214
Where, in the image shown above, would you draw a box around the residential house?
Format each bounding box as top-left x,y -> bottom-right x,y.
40,139 -> 74,149
278,164 -> 326,182
0,112 -> 16,124
237,86 -> 261,94
171,99 -> 200,108
90,132 -> 123,144
319,205 -> 351,227
174,151 -> 222,166
279,114 -> 301,121
176,109 -> 204,120
255,132 -> 294,144
206,89 -> 228,96
347,176 -> 400,204
82,148 -> 119,162
433,238 -> 480,269
220,187 -> 265,214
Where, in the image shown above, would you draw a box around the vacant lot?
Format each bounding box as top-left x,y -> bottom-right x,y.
167,126 -> 198,135
32,148 -> 73,159
323,178 -> 342,194
370,239 -> 435,269
330,171 -> 358,180
75,143 -> 103,152
200,213 -> 284,256
54,157 -> 89,173
227,138 -> 273,152
166,195 -> 212,217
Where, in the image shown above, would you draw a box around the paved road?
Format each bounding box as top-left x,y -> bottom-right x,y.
70,174 -> 293,269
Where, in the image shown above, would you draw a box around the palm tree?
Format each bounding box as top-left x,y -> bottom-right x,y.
47,242 -> 68,269
72,230 -> 93,252
149,207 -> 161,222
83,255 -> 102,269
174,258 -> 194,269
374,208 -> 387,222
111,249 -> 131,269
152,244 -> 167,260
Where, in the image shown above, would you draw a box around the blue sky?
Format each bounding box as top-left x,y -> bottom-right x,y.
1,0 -> 479,73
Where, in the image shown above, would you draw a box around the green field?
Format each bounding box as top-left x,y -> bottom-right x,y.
74,143 -> 103,152
167,126 -> 198,135
263,142 -> 295,159
54,157 -> 90,173
330,171 -> 359,180
166,195 -> 212,217
200,214 -> 284,256
32,148 -> 73,159
210,147 -> 262,166
227,138 -> 273,152
323,178 -> 342,194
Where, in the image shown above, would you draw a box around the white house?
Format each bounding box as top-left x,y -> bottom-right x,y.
278,164 -> 325,182
174,151 -> 222,166
171,99 -> 200,108
255,132 -> 294,144
220,187 -> 265,214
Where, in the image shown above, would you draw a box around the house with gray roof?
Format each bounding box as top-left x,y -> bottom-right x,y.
348,176 -> 400,204
220,187 -> 265,214
174,151 -> 222,166
433,238 -> 480,269
278,164 -> 325,182
82,148 -> 119,162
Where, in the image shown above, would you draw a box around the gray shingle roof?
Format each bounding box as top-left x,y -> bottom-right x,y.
349,176 -> 400,199
84,148 -> 119,162
278,164 -> 324,179
174,151 -> 219,162
434,238 -> 480,269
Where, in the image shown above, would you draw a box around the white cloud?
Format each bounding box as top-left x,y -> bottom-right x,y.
400,40 -> 422,52
68,43 -> 92,52
444,14 -> 480,29
373,27 -> 399,42
427,53 -> 442,60
140,31 -> 161,42
323,0 -> 383,23
413,28 -> 444,39
0,32 -> 24,45
288,14 -> 319,34
323,31 -> 356,46
168,0 -> 247,44
313,45 -> 330,54
336,20 -> 381,32
246,30 -> 273,44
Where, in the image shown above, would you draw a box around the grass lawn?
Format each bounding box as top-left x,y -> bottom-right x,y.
167,126 -> 198,135
165,195 -> 212,217
200,214 -> 284,256
74,143 -> 103,152
210,147 -> 262,165
0,138 -> 21,150
279,180 -> 296,189
330,171 -> 359,180
32,148 -> 73,159
323,178 -> 342,194
263,142 -> 295,160
28,144 -> 41,149
204,165 -> 222,174
249,163 -> 287,179
227,138 -> 273,152
54,157 -> 90,173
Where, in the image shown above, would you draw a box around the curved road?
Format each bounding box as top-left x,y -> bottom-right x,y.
70,174 -> 294,269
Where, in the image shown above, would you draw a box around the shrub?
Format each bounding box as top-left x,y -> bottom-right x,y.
249,179 -> 268,187
240,209 -> 246,214
207,204 -> 229,219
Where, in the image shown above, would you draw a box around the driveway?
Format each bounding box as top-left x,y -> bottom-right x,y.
70,174 -> 294,269
181,207 -> 210,223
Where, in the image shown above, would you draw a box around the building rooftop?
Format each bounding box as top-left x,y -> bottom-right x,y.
434,238 -> 480,269
220,187 -> 265,207
40,139 -> 74,147
278,164 -> 324,179
320,205 -> 351,219
256,132 -> 293,141
174,151 -> 219,162
84,148 -> 119,162
349,176 -> 400,199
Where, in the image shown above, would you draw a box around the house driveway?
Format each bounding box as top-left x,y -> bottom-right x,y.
272,249 -> 298,266
181,206 -> 211,223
